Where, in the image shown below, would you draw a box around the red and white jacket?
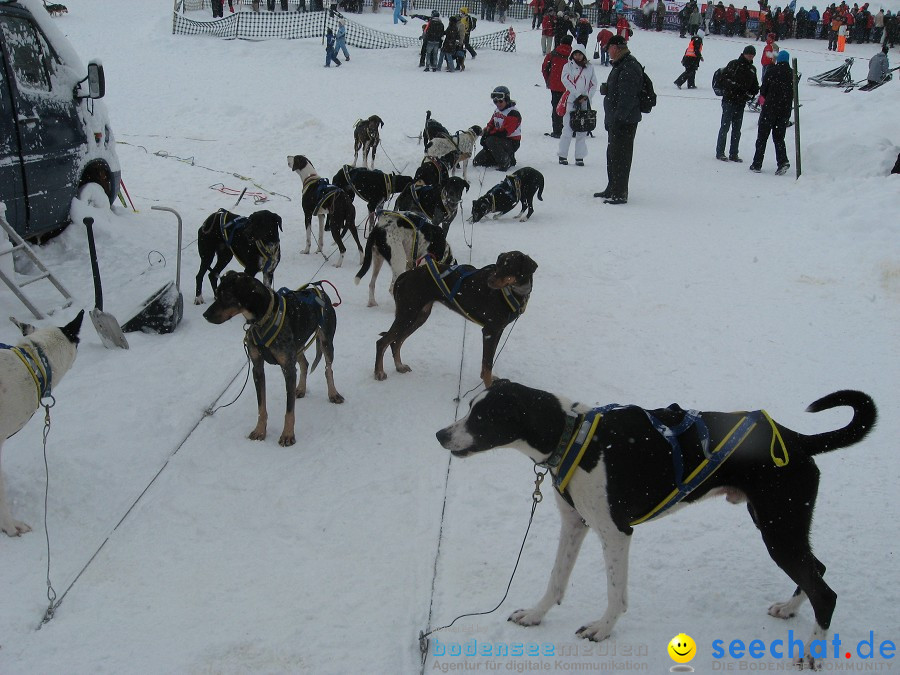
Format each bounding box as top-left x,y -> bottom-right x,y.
485,104 -> 522,141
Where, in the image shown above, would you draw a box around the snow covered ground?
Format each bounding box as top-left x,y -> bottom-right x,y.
1,1 -> 898,672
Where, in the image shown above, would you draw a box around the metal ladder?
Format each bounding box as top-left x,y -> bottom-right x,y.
0,213 -> 74,320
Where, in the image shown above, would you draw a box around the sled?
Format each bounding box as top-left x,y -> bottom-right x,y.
808,58 -> 854,87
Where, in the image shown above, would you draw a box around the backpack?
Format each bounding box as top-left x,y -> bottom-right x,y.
469,14 -> 477,31
640,68 -> 657,113
712,67 -> 724,96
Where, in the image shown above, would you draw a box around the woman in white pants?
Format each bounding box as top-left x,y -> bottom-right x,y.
557,48 -> 598,166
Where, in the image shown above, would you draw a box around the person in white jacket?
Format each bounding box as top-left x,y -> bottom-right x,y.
557,47 -> 599,166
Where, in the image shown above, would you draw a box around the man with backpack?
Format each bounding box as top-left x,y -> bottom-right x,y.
595,35 -> 644,205
715,45 -> 759,162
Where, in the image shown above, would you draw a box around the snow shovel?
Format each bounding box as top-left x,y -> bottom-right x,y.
83,217 -> 129,349
122,206 -> 184,334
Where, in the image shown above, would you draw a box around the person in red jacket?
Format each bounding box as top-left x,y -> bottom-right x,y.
541,9 -> 556,54
760,32 -> 778,79
616,13 -> 631,38
472,86 -> 523,172
542,35 -> 574,137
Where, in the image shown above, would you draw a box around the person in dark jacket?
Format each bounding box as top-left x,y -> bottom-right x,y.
424,11 -> 445,72
716,45 -> 760,162
750,50 -> 793,173
441,16 -> 461,72
542,35 -> 574,137
674,35 -> 703,88
594,35 -> 643,205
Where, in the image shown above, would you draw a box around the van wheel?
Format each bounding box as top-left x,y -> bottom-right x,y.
77,181 -> 111,208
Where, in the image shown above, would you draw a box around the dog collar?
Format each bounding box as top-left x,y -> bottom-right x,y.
0,342 -> 53,400
501,281 -> 531,316
544,408 -> 584,469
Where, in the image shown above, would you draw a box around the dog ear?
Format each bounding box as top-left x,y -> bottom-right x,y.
463,180 -> 470,192
61,309 -> 85,344
9,316 -> 35,336
376,116 -> 384,128
471,125 -> 483,136
489,377 -> 511,388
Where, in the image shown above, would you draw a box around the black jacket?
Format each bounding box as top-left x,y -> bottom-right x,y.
721,54 -> 760,104
759,61 -> 793,121
603,51 -> 643,128
424,18 -> 445,41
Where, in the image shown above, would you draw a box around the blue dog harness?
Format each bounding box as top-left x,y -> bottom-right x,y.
214,209 -> 279,274
245,285 -> 329,350
0,342 -> 53,400
547,404 -> 790,526
421,255 -> 528,326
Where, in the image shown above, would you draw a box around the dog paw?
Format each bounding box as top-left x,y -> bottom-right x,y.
768,600 -> 798,619
396,364 -> 412,374
194,295 -> 205,305
333,259 -> 343,268
301,247 -> 311,255
278,433 -> 296,447
1,519 -> 32,537
794,655 -> 822,670
374,370 -> 388,381
367,300 -> 378,308
508,608 -> 544,626
315,247 -> 323,254
329,393 -> 345,404
248,428 -> 267,441
576,621 -> 613,642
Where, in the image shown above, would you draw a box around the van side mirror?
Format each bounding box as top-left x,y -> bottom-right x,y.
86,61 -> 105,99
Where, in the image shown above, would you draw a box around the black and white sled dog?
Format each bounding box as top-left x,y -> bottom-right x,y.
354,210 -> 454,307
469,167 -> 544,223
436,380 -> 878,670
425,125 -> 483,181
1,311 -> 84,537
288,154 -> 362,268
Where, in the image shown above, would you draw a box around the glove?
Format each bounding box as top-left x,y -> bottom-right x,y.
599,82 -> 608,95
757,94 -> 765,106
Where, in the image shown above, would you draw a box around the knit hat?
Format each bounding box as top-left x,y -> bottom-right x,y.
607,35 -> 628,47
776,49 -> 790,63
742,44 -> 757,55
461,6 -> 469,13
561,35 -> 574,45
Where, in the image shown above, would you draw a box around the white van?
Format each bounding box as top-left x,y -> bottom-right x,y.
0,0 -> 120,239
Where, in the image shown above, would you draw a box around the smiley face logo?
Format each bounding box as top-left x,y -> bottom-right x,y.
668,633 -> 697,664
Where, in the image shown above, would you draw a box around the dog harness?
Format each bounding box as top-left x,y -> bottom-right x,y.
302,176 -> 342,214
484,176 -> 522,214
0,342 -> 53,400
213,210 -> 279,274
418,157 -> 450,185
245,285 -> 329,350
547,405 -> 790,525
340,166 -> 395,201
421,255 -> 529,326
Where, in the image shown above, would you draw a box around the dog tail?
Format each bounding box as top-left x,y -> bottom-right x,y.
536,173 -> 545,202
795,390 -> 877,456
355,227 -> 378,284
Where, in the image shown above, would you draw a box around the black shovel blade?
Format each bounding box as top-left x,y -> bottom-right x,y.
122,282 -> 184,334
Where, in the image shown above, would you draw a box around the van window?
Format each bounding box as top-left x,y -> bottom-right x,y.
0,15 -> 52,92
